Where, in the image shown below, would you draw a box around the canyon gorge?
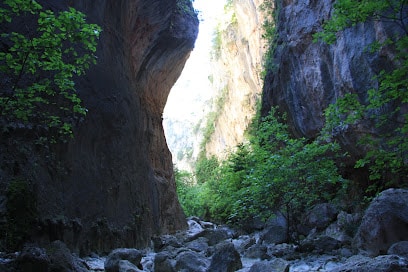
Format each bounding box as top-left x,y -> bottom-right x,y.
1,0 -> 407,266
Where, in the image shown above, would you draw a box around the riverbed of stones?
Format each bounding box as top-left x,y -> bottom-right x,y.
1,189 -> 408,271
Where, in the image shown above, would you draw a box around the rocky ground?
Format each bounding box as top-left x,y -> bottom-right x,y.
1,188 -> 408,271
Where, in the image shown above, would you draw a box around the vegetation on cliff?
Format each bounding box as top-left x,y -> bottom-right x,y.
0,0 -> 100,250
315,0 -> 408,192
176,0 -> 407,234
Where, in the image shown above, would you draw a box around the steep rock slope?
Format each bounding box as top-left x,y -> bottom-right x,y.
205,0 -> 266,158
262,0 -> 403,159
1,0 -> 198,254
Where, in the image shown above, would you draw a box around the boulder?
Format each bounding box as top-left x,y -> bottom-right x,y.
304,203 -> 338,231
331,254 -> 408,272
104,248 -> 143,272
17,244 -> 50,272
243,243 -> 269,259
298,236 -> 342,254
233,235 -> 256,254
48,240 -> 88,272
260,212 -> 288,244
268,243 -> 298,259
208,241 -> 242,272
154,251 -> 176,272
152,235 -> 183,252
186,237 -> 209,252
186,228 -> 231,246
175,250 -> 209,272
325,211 -> 362,243
116,260 -> 142,272
388,241 -> 408,259
355,189 -> 408,256
248,259 -> 289,272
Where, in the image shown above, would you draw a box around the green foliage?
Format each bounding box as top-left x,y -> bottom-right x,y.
176,0 -> 197,17
317,0 -> 408,192
178,109 -> 345,232
198,87 -> 228,155
211,25 -> 223,60
313,0 -> 400,44
0,0 -> 101,144
2,179 -> 37,251
260,0 -> 278,77
229,109 -> 344,231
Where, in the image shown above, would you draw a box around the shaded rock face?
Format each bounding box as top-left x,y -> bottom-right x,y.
1,0 -> 198,254
261,0 -> 404,157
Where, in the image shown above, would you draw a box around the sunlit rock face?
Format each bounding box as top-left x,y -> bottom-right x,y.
205,0 -> 267,158
31,0 -> 198,253
262,0 -> 403,158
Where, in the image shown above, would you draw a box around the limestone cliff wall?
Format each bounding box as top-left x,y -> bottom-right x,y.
1,0 -> 198,254
205,0 -> 266,158
261,0 -> 404,162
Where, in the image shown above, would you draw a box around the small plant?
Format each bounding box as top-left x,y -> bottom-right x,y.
3,179 -> 37,251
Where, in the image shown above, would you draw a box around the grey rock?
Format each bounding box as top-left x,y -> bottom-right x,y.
104,248 -> 143,272
154,251 -> 176,272
48,240 -> 88,272
175,250 -> 209,272
355,189 -> 408,256
208,241 -> 242,272
304,203 -> 338,231
260,212 -> 288,244
17,244 -> 50,272
331,254 -> 408,272
248,258 -> 289,272
116,260 -> 142,272
186,237 -> 209,252
243,243 -> 269,259
388,241 -> 408,259
299,236 -> 342,254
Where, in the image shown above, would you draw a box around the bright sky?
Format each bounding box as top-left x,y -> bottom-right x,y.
163,0 -> 226,122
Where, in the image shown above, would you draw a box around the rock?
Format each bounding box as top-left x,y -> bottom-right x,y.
325,212 -> 362,243
243,243 -> 269,259
154,251 -> 176,272
116,260 -> 142,272
187,228 -> 231,246
104,248 -> 143,272
203,0 -> 267,158
260,212 -> 288,244
304,203 -> 338,231
17,243 -> 50,272
248,258 -> 289,272
331,254 -> 408,272
233,235 -> 256,254
1,0 -> 198,253
152,235 -> 183,252
208,241 -> 242,272
48,240 -> 88,272
299,236 -> 342,254
388,241 -> 408,259
186,237 -> 209,252
175,250 -> 209,272
355,189 -> 408,256
268,243 -> 297,259
261,0 -> 405,160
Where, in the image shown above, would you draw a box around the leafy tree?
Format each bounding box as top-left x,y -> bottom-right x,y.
229,109 -> 344,236
315,0 -> 408,192
0,0 -> 101,144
